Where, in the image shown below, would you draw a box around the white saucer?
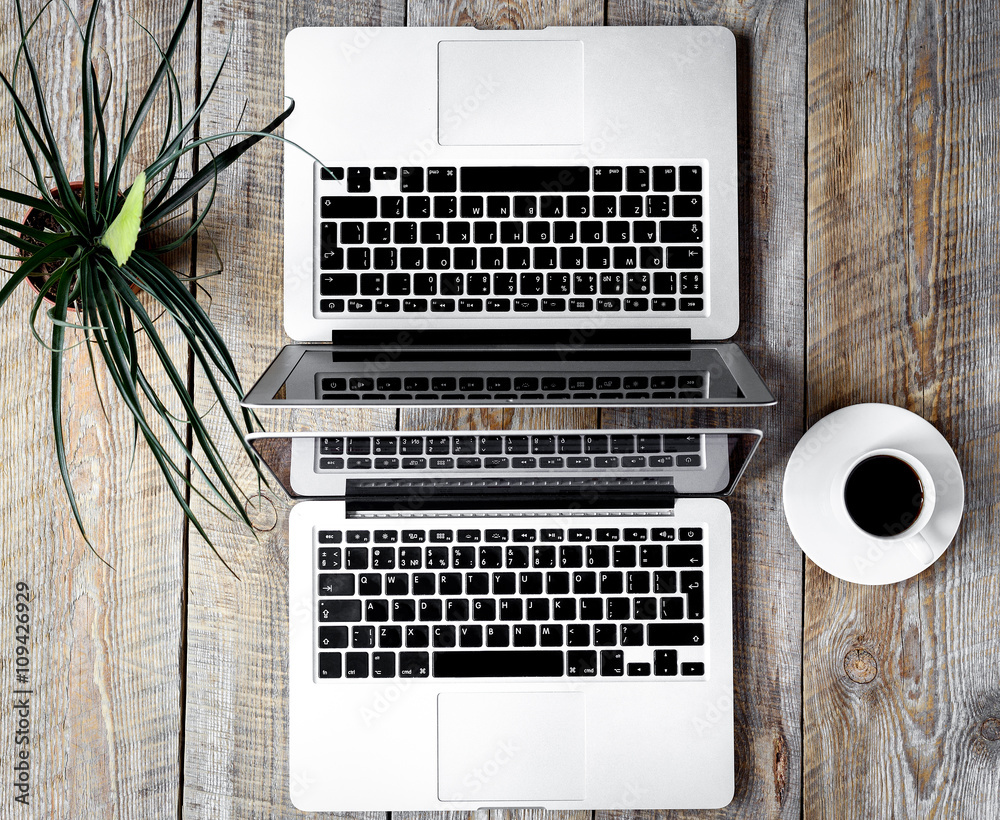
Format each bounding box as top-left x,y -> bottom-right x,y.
782,403 -> 964,585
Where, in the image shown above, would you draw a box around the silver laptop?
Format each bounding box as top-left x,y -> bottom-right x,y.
250,428 -> 759,810
244,26 -> 774,409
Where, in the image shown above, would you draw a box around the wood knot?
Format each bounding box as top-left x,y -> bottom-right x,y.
245,493 -> 277,532
982,718 -> 1000,742
844,648 -> 878,684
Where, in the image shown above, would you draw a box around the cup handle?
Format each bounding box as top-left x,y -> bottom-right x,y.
904,531 -> 935,566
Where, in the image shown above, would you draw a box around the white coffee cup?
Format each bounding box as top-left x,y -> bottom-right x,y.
832,447 -> 937,566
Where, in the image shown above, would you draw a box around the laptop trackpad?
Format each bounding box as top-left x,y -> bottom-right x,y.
438,41 -> 584,146
437,692 -> 586,802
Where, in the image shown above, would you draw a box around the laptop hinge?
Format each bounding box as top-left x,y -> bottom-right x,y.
344,477 -> 676,515
328,328 -> 693,350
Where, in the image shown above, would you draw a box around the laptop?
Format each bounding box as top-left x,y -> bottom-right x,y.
243,26 -> 775,409
249,428 -> 760,810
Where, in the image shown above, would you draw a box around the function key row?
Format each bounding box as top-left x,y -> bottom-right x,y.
318,538 -> 704,568
320,165 -> 704,194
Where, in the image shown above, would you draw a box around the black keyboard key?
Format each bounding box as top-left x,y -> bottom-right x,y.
352,625 -> 375,648
628,571 -> 651,594
486,625 -> 510,647
661,220 -> 703,243
513,195 -> 537,217
646,195 -> 671,217
452,546 -> 476,568
679,165 -> 703,191
427,167 -> 458,192
681,570 -> 705,619
593,195 -> 617,218
317,547 -> 342,570
682,662 -> 706,676
461,166 -> 589,193
320,196 -> 377,218
345,652 -> 369,678
433,625 -> 457,648
601,571 -> 624,594
667,246 -> 704,269
519,572 -> 543,594
446,599 -> 470,621
512,624 -> 536,647
673,194 -> 703,218
669,544 -> 704,567
399,652 -> 430,678
319,601 -> 362,622
626,165 -> 650,191
593,166 -> 623,192
621,623 -> 644,646
318,652 -> 342,678
539,624 -> 562,646
573,571 -> 597,594
400,167 -> 423,192
633,596 -> 658,620
406,625 -> 430,648
660,597 -> 684,619
526,598 -> 550,621
371,653 -> 395,678
433,650 -> 563,677
652,165 -> 677,191
318,626 -> 348,649
459,625 -> 483,647
533,546 -> 556,568
640,545 -> 664,567
318,574 -> 355,596
655,649 -> 679,676
648,623 -> 705,646
628,663 -> 651,677
607,598 -> 630,620
613,545 -> 637,567
601,649 -> 625,676
347,166 -> 371,193
567,650 -> 598,676
540,195 -> 564,217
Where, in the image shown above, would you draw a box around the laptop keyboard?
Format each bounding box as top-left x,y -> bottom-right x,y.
314,521 -> 707,681
315,162 -> 708,320
316,432 -> 703,472
316,371 -> 706,403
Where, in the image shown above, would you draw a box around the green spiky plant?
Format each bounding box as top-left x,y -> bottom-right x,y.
0,0 -> 291,567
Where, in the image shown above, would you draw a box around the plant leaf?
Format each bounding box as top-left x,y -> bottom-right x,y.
100,171 -> 145,265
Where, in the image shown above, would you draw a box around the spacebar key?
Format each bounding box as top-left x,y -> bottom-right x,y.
460,166 -> 590,192
433,650 -> 564,677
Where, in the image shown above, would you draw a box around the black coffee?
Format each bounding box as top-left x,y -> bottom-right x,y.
844,455 -> 924,536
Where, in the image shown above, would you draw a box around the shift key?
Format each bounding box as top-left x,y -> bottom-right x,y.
647,623 -> 704,646
321,196 -> 378,218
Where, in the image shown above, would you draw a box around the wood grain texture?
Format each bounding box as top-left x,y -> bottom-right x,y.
181,0 -> 402,817
598,0 -> 806,817
805,0 -> 1000,817
0,0 -> 194,817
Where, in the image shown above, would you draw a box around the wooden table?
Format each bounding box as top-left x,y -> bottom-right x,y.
1,0 -> 997,816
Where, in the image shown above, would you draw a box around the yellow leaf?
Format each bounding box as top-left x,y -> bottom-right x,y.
100,170 -> 145,266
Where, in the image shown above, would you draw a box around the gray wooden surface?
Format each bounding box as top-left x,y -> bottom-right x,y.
1,0 -> 997,817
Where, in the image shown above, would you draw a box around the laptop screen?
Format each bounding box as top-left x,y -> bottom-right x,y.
242,344 -> 774,408
248,429 -> 760,502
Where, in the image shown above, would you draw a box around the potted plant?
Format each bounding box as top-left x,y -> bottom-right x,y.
0,0 -> 289,568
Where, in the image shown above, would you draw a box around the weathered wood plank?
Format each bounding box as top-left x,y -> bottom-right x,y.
0,0 -> 193,816
599,0 -> 806,817
181,0 -> 403,817
805,0 -> 1000,817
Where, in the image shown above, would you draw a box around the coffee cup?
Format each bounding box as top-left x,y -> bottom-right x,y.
833,447 -> 937,565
